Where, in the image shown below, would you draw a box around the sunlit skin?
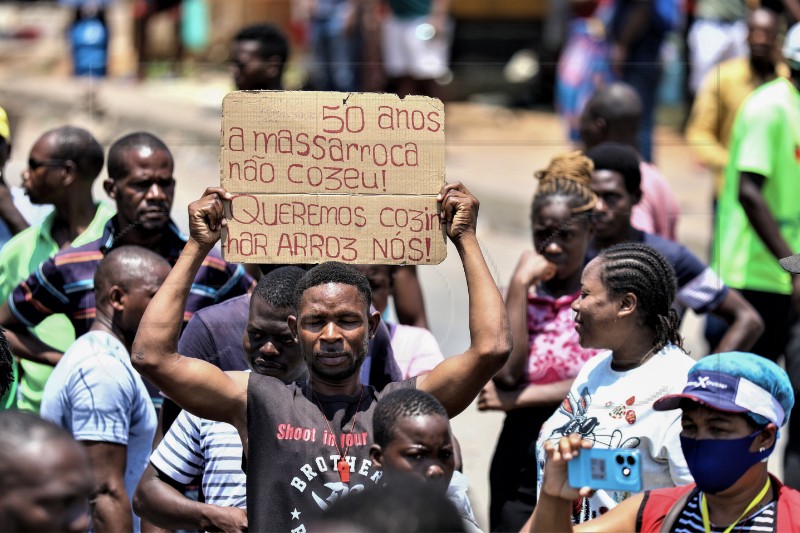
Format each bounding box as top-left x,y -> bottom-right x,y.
230,41 -> 281,91
114,262 -> 171,348
0,439 -> 92,533
242,297 -> 305,382
370,414 -> 456,494
103,147 -> 175,238
571,258 -> 627,350
533,199 -> 592,283
590,169 -> 638,244
22,133 -> 67,205
288,283 -> 380,393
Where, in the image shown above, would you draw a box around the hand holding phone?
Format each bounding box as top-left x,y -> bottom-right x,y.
567,447 -> 642,493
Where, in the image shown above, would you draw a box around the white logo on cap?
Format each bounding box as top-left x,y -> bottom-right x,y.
688,375 -> 728,390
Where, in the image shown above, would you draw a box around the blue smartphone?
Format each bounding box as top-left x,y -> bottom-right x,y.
567,448 -> 642,493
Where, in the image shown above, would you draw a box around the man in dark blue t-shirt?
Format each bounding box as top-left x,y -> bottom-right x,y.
585,142 -> 763,353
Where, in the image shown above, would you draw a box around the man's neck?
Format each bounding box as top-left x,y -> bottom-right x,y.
705,468 -> 772,527
592,225 -> 639,251
750,57 -> 777,83
89,310 -> 130,351
308,374 -> 362,397
113,219 -> 164,251
51,194 -> 98,249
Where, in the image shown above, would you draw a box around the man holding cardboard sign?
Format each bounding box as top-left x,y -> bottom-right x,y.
131,180 -> 511,531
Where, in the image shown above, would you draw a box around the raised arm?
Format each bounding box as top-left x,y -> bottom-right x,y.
493,250 -> 555,389
130,188 -> 247,430
417,183 -> 512,417
84,442 -> 133,533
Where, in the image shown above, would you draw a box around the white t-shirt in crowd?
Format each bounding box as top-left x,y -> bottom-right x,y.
536,344 -> 695,523
41,331 -> 157,532
388,323 -> 445,379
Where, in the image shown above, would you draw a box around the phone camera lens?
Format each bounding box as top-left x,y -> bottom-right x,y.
615,455 -> 624,464
622,467 -> 631,477
627,456 -> 636,465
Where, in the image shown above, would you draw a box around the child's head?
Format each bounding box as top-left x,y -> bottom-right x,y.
354,265 -> 395,315
530,152 -> 597,280
370,389 -> 455,493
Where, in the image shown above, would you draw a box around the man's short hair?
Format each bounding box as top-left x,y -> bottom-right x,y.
373,389 -> 448,448
94,245 -> 170,303
233,23 -> 289,65
0,328 -> 12,399
293,261 -> 372,311
319,477 -> 464,533
107,132 -> 171,181
46,126 -> 104,182
586,142 -> 642,196
0,411 -> 75,487
254,266 -> 306,309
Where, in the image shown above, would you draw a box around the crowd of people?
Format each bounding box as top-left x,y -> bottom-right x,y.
1,3 -> 800,532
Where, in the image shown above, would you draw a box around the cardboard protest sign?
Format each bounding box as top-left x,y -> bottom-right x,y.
220,91 -> 447,265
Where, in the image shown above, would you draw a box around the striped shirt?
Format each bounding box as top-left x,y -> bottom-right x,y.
9,217 -> 254,335
673,492 -> 776,533
150,409 -> 246,509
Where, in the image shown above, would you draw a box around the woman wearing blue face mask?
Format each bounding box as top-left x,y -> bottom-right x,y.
525,351 -> 800,532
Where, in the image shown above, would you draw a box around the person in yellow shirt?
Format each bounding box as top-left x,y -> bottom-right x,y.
685,7 -> 786,199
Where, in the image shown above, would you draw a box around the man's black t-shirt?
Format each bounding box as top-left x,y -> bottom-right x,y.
246,374 -> 415,532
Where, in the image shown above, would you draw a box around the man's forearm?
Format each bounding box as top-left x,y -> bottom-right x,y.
132,239 -> 209,388
135,474 -> 217,531
3,324 -> 62,365
459,234 -> 512,363
92,492 -> 134,533
494,277 -> 530,388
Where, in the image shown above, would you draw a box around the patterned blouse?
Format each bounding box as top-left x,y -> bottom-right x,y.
525,290 -> 598,385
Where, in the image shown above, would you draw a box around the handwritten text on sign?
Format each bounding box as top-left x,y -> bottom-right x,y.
223,194 -> 446,265
220,91 -> 446,265
220,92 -> 444,195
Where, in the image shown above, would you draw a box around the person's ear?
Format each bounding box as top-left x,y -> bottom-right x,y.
618,292 -> 637,318
62,160 -> 78,187
752,423 -> 778,452
103,178 -> 117,199
288,314 -> 299,340
368,309 -> 381,339
369,444 -> 384,468
109,285 -> 126,312
630,189 -> 642,206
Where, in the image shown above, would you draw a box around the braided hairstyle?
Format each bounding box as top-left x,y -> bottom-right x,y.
532,151 -> 597,223
596,242 -> 684,352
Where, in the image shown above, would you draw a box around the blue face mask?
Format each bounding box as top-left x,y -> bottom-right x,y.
680,431 -> 773,494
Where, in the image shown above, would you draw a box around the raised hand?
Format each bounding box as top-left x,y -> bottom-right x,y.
188,187 -> 232,249
513,250 -> 557,288
438,182 -> 479,243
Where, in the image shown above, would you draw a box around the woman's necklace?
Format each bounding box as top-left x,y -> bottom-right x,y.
611,345 -> 658,371
312,386 -> 364,484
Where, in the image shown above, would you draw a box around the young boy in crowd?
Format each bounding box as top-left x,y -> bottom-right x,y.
370,388 -> 482,532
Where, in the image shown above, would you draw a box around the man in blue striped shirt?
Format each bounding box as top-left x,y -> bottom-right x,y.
133,266 -> 306,531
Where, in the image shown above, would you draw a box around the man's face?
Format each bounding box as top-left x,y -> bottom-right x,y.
118,261 -> 171,340
105,147 -> 174,235
22,133 -> 67,205
290,283 -> 379,383
243,297 -> 305,383
591,169 -> 635,241
371,414 -> 455,494
748,10 -> 778,66
0,440 -> 92,533
230,40 -> 277,90
354,266 -> 392,315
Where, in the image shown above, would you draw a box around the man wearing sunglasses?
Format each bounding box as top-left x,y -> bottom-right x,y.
0,125 -> 114,413
0,131 -> 254,413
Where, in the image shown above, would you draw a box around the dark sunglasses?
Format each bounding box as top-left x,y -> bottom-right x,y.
28,158 -> 69,171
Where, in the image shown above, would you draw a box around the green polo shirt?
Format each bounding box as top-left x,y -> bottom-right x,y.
712,78 -> 800,295
0,202 -> 115,412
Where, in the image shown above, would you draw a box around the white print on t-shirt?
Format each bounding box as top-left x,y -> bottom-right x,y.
288,454 -> 383,533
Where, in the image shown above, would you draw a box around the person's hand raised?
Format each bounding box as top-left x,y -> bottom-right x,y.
438,182 -> 479,243
540,434 -> 593,501
188,187 -> 232,249
513,250 -> 557,288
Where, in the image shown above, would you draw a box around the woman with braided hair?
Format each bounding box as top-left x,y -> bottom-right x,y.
478,152 -> 601,531
534,241 -> 696,524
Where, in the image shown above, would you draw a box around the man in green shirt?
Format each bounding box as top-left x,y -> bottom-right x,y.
711,23 -> 800,488
0,126 -> 114,412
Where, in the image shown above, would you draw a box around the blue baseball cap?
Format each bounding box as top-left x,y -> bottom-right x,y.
653,352 -> 794,427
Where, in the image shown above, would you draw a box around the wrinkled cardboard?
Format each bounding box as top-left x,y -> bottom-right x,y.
220,91 -> 446,265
